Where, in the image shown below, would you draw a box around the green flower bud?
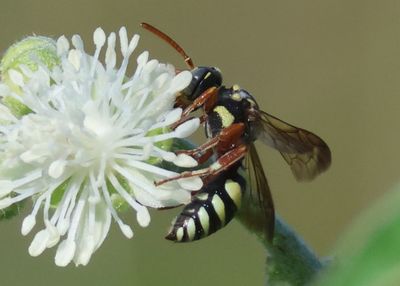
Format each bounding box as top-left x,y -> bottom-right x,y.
146,127 -> 174,165
0,36 -> 60,117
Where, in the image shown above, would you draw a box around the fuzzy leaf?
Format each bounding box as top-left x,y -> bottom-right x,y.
315,184 -> 400,286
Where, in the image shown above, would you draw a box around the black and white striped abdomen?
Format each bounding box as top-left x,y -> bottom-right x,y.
165,176 -> 243,242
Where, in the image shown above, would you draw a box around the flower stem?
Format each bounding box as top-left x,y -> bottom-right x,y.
237,213 -> 323,286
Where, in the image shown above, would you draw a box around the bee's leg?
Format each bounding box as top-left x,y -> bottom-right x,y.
182,86 -> 219,116
155,144 -> 248,186
176,123 -> 245,163
171,87 -> 218,129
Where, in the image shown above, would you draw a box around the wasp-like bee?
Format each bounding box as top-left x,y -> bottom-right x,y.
142,23 -> 331,242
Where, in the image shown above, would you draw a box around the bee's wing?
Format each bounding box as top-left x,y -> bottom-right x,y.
253,110 -> 331,181
240,143 -> 275,241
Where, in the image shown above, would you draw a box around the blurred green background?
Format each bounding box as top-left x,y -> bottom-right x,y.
1,0 -> 400,285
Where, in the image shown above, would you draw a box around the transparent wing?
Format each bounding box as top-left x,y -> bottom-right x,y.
240,143 -> 275,241
252,110 -> 331,181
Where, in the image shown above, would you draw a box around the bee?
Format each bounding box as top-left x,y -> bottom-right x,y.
141,23 -> 331,242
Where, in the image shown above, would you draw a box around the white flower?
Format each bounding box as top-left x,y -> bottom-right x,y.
0,27 -> 202,266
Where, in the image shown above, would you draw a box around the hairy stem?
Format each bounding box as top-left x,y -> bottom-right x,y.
237,212 -> 322,286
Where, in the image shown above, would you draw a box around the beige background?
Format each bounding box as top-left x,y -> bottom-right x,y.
0,0 -> 399,285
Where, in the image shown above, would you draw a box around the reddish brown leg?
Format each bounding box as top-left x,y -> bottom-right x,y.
177,123 -> 246,157
182,86 -> 219,117
170,87 -> 218,129
155,144 -> 248,186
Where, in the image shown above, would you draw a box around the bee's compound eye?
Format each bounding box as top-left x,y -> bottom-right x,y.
183,67 -> 223,101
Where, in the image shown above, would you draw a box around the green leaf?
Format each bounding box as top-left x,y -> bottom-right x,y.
0,201 -> 24,220
315,184 -> 400,286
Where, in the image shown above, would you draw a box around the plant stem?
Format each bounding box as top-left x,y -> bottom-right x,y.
237,213 -> 322,286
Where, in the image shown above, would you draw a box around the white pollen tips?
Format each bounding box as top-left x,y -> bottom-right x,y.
93,27 -> 106,48
45,221 -> 61,248
160,151 -> 177,162
21,215 -> 36,236
175,118 -> 200,138
48,160 -> 67,178
119,26 -> 128,56
105,32 -> 117,69
68,49 -> 82,71
169,71 -> 192,93
8,69 -> 24,87
119,223 -> 134,239
57,35 -> 70,55
177,177 -> 203,191
29,230 -> 50,257
137,51 -> 149,65
136,207 -> 151,227
55,239 -> 76,267
163,108 -> 183,125
57,219 -> 70,236
173,154 -> 198,168
74,236 -> 95,266
128,34 -> 140,55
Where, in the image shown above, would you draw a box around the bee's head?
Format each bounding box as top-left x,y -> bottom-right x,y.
181,66 -> 222,101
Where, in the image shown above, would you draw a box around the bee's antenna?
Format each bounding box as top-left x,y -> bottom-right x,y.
140,22 -> 195,69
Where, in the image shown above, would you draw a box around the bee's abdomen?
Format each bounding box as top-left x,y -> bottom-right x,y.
165,179 -> 242,242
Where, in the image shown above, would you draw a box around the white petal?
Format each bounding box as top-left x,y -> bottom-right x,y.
56,35 -> 70,55
21,215 -> 36,236
93,27 -> 106,47
169,71 -> 192,93
8,69 -> 25,87
28,230 -> 49,257
128,34 -> 140,55
93,204 -> 111,250
173,153 -> 198,168
74,235 -> 95,266
163,108 -> 182,125
45,220 -> 61,248
174,118 -> 200,138
136,207 -> 150,227
48,160 -> 67,178
178,177 -> 203,191
119,26 -> 128,56
68,49 -> 81,71
55,239 -> 76,267
57,219 -> 70,236
137,51 -> 149,66
119,223 -> 134,239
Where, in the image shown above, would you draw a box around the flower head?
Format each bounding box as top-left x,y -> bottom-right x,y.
0,27 -> 201,266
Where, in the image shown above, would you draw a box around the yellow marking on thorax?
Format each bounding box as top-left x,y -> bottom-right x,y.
231,93 -> 241,101
233,84 -> 240,91
214,105 -> 235,128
